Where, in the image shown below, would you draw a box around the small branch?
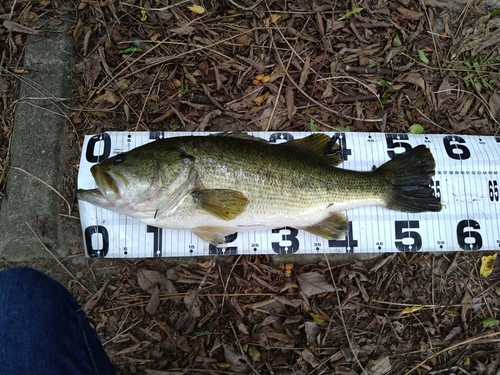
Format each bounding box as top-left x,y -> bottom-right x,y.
12,167 -> 71,216
175,255 -> 218,330
295,94 -> 379,107
26,222 -> 91,294
287,60 -> 332,80
404,331 -> 500,375
345,65 -> 395,77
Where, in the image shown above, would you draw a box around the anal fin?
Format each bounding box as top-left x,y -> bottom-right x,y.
302,212 -> 348,240
194,226 -> 235,245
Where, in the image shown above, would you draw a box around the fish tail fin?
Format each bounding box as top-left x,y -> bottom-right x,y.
376,145 -> 441,213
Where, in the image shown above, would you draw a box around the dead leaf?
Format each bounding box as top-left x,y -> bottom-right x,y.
170,26 -> 196,36
228,86 -> 264,112
3,19 -> 40,35
253,91 -> 270,106
264,332 -> 295,346
285,86 -> 295,120
269,64 -> 285,82
297,272 -> 335,297
83,280 -> 109,314
257,94 -> 286,130
138,268 -> 161,294
248,345 -> 261,362
283,315 -> 304,324
422,0 -> 448,7
114,342 -> 142,356
480,254 -> 498,278
488,91 -> 500,120
238,322 -> 250,335
94,90 -> 119,105
461,291 -> 472,332
83,50 -> 102,90
401,306 -> 424,315
437,77 -> 453,109
176,335 -> 191,353
244,298 -> 287,314
146,286 -> 160,314
396,72 -> 425,91
396,6 -> 423,21
444,326 -> 462,341
457,96 -> 474,117
369,254 -> 397,273
299,56 -> 310,89
197,109 -> 222,131
365,356 -> 392,375
309,312 -> 327,323
304,321 -> 320,346
223,342 -> 250,373
284,262 -> 294,277
183,291 -> 201,318
269,14 -> 281,23
187,4 -> 205,14
301,348 -> 319,367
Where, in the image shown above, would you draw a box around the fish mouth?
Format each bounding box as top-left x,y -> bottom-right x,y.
89,165 -> 126,201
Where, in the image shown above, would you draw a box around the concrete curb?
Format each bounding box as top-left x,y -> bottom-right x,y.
0,19 -> 75,260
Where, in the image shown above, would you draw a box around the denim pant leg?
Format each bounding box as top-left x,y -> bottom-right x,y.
0,267 -> 116,375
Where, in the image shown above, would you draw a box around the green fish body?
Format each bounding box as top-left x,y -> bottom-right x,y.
77,133 -> 441,244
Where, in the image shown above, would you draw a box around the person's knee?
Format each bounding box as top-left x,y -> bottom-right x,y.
0,267 -> 49,285
0,267 -> 66,301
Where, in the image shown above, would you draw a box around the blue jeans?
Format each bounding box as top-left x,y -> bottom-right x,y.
0,267 -> 116,375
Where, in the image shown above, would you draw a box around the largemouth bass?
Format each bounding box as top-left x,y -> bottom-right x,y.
77,133 -> 441,245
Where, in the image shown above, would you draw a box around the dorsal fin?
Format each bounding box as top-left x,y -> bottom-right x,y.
212,132 -> 268,143
278,134 -> 342,167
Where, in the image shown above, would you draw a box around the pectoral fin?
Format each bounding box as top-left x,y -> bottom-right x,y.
303,212 -> 348,239
192,189 -> 249,220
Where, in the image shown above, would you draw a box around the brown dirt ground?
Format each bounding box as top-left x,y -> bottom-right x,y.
2,0 -> 500,374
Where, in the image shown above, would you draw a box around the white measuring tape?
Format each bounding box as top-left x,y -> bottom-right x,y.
77,131 -> 500,258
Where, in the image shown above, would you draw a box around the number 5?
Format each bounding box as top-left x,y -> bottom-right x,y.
395,221 -> 422,252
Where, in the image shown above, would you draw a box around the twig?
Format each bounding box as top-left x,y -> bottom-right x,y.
345,65 -> 395,77
264,51 -> 292,131
309,0 -> 337,99
135,67 -> 160,131
295,94 -> 379,107
175,255 -> 219,330
91,30 -> 257,99
323,255 -> 368,374
430,89 -> 500,130
229,322 -> 260,375
404,331 -> 500,375
12,166 -> 71,216
25,222 -> 91,294
9,0 -> 18,20
226,0 -> 263,11
120,0 -> 191,12
420,0 -> 442,74
268,26 -> 383,123
220,255 -> 242,315
288,61 -> 332,80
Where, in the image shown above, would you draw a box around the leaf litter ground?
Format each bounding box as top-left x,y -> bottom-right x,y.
2,0 -> 500,374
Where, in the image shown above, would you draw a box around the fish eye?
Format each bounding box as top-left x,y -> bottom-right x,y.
114,154 -> 125,164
